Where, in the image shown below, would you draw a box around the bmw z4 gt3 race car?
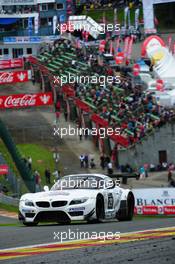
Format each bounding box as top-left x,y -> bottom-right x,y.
19,174 -> 135,226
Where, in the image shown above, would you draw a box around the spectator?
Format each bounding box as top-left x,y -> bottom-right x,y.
84,154 -> 89,168
100,155 -> 105,170
28,156 -> 32,170
32,75 -> 35,85
34,170 -> 41,192
22,156 -> 27,165
79,154 -> 85,168
55,111 -> 60,124
139,166 -> 145,179
53,170 -> 61,181
90,158 -> 96,169
107,161 -> 113,175
79,128 -> 83,141
56,101 -> 61,111
168,170 -> 172,182
45,168 -> 51,184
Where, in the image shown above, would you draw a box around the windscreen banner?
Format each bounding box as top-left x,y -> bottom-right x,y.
0,92 -> 53,109
133,188 -> 175,215
0,58 -> 23,70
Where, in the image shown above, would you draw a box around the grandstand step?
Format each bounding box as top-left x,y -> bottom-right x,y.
52,61 -> 62,67
48,64 -> 58,70
65,52 -> 76,58
61,55 -> 72,61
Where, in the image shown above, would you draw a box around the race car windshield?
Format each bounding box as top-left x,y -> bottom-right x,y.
51,176 -> 104,190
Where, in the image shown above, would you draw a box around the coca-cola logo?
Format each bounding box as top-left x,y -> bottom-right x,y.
4,95 -> 37,108
0,92 -> 52,109
0,72 -> 14,83
0,71 -> 28,84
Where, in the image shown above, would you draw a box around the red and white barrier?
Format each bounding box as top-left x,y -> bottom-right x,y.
0,58 -> 23,70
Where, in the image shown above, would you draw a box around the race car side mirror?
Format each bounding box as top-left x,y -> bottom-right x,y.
43,185 -> 49,192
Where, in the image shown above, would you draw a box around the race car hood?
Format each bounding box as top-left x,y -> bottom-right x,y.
21,189 -> 99,202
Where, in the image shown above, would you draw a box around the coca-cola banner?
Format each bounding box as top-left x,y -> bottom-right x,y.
0,71 -> 29,85
0,58 -> 23,70
0,92 -> 53,109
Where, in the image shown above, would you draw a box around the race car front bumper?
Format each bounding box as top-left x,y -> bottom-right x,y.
19,200 -> 96,223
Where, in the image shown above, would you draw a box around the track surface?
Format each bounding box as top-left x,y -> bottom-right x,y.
0,216 -> 175,264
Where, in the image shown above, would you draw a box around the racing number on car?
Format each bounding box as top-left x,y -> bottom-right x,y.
108,193 -> 114,209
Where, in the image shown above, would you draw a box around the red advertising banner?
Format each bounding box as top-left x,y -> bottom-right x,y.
135,206 -> 175,215
0,58 -> 23,70
0,165 -> 8,175
164,206 -> 175,215
0,71 -> 29,85
0,92 -> 53,109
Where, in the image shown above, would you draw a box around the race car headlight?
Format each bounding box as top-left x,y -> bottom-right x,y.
69,198 -> 88,205
25,200 -> 34,207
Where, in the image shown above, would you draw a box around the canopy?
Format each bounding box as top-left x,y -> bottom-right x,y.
0,18 -> 19,25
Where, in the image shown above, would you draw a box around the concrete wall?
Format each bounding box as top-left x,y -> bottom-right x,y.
118,121 -> 175,168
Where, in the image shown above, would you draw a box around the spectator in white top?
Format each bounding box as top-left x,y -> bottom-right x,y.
79,154 -> 85,168
28,156 -> 32,170
107,161 -> 113,175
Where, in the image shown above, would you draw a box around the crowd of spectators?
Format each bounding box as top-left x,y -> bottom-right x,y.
76,0 -> 141,10
39,38 -> 175,148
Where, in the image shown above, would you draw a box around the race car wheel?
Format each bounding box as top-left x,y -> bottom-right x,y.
23,222 -> 38,226
96,194 -> 105,222
117,192 -> 135,221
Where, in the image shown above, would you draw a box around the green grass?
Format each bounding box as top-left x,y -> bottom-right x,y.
134,215 -> 175,220
0,202 -> 18,212
17,144 -> 63,187
0,223 -> 19,227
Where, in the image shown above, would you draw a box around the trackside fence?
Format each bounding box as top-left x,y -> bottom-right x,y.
0,120 -> 35,192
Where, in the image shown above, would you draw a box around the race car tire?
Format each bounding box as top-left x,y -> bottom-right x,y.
95,194 -> 105,222
117,192 -> 135,221
23,221 -> 38,226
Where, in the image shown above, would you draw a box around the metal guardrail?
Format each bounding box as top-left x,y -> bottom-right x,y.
0,193 -> 19,207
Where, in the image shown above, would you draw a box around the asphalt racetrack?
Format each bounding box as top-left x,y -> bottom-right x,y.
0,216 -> 175,264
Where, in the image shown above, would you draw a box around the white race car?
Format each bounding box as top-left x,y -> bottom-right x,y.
19,174 -> 135,226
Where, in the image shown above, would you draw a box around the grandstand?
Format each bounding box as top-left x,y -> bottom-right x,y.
26,38 -> 175,167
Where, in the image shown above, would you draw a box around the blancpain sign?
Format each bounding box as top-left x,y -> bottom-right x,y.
0,0 -> 36,5
133,188 -> 175,206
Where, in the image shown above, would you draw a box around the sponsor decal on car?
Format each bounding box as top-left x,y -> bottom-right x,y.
69,207 -> 85,212
22,209 -> 35,213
